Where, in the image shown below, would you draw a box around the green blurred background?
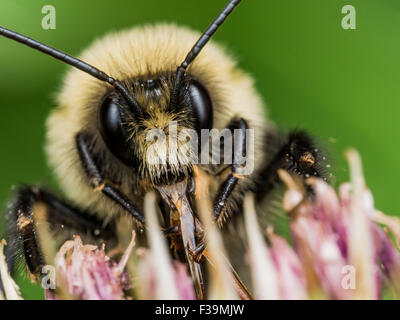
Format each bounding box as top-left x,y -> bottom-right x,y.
0,0 -> 399,299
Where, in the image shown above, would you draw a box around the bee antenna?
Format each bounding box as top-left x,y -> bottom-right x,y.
169,0 -> 242,109
0,26 -> 143,118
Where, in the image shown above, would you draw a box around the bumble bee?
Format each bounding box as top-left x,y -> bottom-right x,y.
0,0 -> 325,299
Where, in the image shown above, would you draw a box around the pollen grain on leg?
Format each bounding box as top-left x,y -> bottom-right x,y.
300,152 -> 315,167
93,183 -> 105,193
17,215 -> 33,230
232,172 -> 244,179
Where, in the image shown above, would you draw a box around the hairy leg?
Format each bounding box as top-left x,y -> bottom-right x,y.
76,132 -> 145,225
5,186 -> 115,278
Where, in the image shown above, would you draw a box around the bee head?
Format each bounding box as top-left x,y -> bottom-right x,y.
99,73 -> 213,186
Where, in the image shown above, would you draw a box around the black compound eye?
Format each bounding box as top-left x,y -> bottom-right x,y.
99,95 -> 137,167
187,79 -> 213,131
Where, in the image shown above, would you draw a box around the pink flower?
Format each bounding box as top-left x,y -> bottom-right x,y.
46,234 -> 134,300
23,149 -> 400,300
276,149 -> 400,299
269,233 -> 308,299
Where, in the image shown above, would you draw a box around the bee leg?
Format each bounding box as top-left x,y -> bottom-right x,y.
189,241 -> 253,300
190,241 -> 207,263
162,225 -> 180,237
255,130 -> 326,202
76,132 -> 145,226
5,185 -> 113,278
213,118 -> 248,222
